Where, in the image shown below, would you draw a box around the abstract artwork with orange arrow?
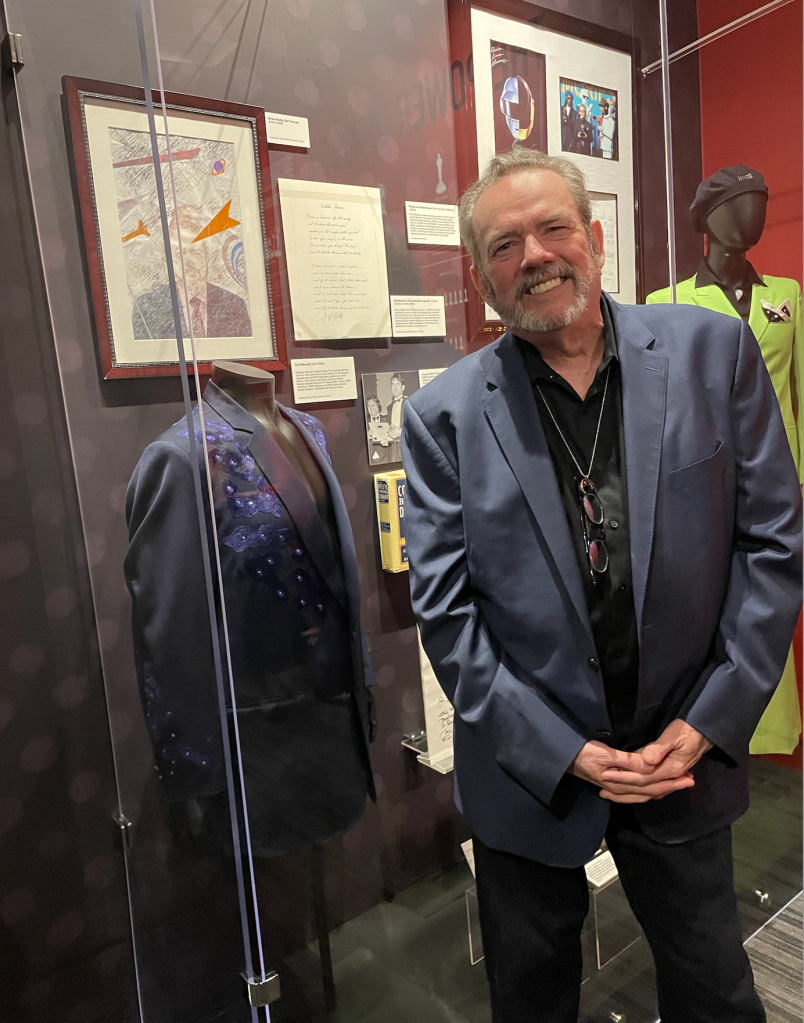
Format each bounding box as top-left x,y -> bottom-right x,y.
193,200 -> 241,242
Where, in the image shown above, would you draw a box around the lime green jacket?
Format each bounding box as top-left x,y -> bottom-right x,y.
647,274 -> 802,481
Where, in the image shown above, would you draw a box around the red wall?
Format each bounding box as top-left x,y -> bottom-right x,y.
697,0 -> 803,768
697,0 -> 803,283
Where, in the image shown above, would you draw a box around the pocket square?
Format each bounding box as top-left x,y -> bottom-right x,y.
761,298 -> 792,323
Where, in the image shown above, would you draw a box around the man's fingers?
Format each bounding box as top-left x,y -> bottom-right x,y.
600,776 -> 695,799
599,790 -> 653,804
606,748 -> 655,774
641,741 -> 672,766
600,761 -> 691,786
600,779 -> 694,803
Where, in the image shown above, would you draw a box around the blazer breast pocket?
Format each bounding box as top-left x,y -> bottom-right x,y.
669,441 -> 725,491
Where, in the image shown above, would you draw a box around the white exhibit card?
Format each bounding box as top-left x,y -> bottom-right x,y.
278,178 -> 391,341
290,356 -> 357,404
264,112 -> 310,148
405,201 -> 461,246
419,630 -> 454,768
584,850 -> 618,888
419,367 -> 447,387
390,295 -> 447,338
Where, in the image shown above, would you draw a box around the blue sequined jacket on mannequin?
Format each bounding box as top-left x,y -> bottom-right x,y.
125,382 -> 374,857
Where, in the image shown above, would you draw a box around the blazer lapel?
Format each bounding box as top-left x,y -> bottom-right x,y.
693,278 -> 771,343
748,280 -> 771,344
203,383 -> 348,611
283,406 -> 361,617
608,301 -> 667,636
691,282 -> 737,320
480,336 -> 593,641
250,425 -> 349,611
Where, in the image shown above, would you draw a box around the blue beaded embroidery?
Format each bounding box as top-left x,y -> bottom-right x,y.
225,478 -> 283,519
294,411 -> 332,466
176,418 -> 234,445
222,522 -> 288,553
142,674 -> 217,777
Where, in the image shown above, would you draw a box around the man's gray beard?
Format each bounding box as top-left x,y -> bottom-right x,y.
486,265 -> 596,334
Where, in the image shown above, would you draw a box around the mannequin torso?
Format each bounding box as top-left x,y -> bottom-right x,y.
645,185 -> 802,757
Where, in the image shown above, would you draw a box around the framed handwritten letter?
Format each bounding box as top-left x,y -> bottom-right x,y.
277,179 -> 391,342
63,77 -> 286,379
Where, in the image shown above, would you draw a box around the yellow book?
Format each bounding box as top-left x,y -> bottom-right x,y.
374,470 -> 408,573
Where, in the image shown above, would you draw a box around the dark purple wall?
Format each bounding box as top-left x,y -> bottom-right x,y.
0,58 -> 138,1023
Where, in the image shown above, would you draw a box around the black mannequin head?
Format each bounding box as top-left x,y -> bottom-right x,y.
704,191 -> 767,254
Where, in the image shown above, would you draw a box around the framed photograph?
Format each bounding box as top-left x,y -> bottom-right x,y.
560,78 -> 618,161
361,369 -> 446,466
63,77 -> 287,379
447,1 -> 638,349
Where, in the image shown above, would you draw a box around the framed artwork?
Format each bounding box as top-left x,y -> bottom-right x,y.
447,0 -> 639,349
63,77 -> 287,379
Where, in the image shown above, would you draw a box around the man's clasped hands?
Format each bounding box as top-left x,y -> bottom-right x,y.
570,719 -> 713,804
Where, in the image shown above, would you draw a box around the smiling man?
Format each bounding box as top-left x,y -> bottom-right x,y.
401,149 -> 801,1023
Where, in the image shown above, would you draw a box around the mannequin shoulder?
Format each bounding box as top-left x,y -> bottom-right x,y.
644,276 -> 697,305
284,407 -> 332,462
759,275 -> 802,302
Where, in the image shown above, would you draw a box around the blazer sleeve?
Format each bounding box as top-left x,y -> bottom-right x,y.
683,320 -> 803,758
402,402 -> 587,807
124,441 -> 226,801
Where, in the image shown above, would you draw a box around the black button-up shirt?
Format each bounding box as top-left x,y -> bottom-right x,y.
517,302 -> 639,743
695,257 -> 765,320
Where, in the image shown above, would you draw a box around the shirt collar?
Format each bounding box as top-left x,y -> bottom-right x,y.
517,298 -> 618,384
695,258 -> 765,291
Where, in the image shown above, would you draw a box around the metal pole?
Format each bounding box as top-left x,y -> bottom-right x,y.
658,0 -> 677,302
642,0 -> 795,76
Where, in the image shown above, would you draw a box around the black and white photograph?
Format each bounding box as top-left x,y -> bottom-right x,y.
362,370 -> 420,466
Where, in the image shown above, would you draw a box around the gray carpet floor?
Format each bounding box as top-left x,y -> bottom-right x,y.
746,894 -> 803,1023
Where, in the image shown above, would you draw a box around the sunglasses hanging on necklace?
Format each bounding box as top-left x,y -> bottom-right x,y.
535,366 -> 611,579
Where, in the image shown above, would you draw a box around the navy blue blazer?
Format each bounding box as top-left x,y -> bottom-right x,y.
402,296 -> 802,867
125,383 -> 374,857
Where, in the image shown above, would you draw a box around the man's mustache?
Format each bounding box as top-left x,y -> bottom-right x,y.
514,263 -> 577,300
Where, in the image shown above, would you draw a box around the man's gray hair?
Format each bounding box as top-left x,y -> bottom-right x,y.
458,148 -> 593,270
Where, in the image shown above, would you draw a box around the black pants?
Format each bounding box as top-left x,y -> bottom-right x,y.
473,807 -> 765,1023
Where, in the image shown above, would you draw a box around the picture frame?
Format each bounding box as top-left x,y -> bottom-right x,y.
361,368 -> 446,467
447,0 -> 640,350
63,77 -> 287,379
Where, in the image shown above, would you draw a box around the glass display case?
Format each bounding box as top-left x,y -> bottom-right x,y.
0,0 -> 799,1021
